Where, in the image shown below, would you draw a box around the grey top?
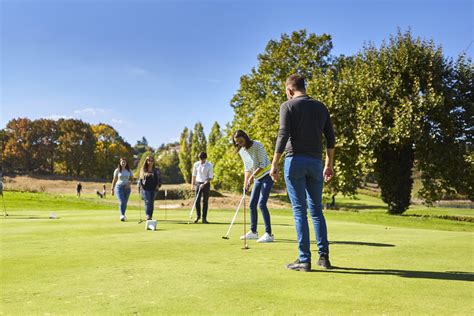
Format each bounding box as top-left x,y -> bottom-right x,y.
275,95 -> 335,158
113,168 -> 133,186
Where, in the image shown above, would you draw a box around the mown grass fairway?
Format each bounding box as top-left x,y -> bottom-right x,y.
1,192 -> 473,315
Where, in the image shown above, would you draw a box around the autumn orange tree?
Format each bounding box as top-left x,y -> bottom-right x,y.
92,123 -> 133,179
2,118 -> 133,179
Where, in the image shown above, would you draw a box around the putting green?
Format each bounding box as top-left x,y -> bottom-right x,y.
1,207 -> 473,315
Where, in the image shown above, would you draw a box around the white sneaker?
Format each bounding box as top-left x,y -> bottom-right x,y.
240,230 -> 258,240
257,233 -> 274,243
120,215 -> 126,221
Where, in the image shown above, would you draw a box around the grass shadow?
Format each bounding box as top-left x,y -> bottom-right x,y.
274,239 -> 395,247
2,215 -> 58,220
330,241 -> 395,247
333,203 -> 385,210
321,266 -> 474,282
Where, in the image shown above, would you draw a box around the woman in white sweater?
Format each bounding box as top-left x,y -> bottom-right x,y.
233,130 -> 274,243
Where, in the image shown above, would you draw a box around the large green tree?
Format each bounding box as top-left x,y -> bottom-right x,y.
351,30 -> 472,213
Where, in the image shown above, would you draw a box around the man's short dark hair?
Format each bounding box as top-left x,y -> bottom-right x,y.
198,152 -> 207,160
286,74 -> 306,91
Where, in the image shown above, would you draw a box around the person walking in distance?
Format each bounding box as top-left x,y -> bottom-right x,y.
270,74 -> 335,271
138,155 -> 162,220
111,158 -> 134,221
191,152 -> 213,224
233,130 -> 274,243
76,182 -> 82,197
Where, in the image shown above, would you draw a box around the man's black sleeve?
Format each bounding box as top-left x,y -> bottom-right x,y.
324,113 -> 336,149
275,103 -> 290,154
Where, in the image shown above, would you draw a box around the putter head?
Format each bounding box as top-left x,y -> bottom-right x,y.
222,236 -> 229,240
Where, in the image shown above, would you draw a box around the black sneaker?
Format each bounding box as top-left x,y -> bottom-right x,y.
202,219 -> 209,224
286,259 -> 311,272
317,254 -> 332,269
193,217 -> 200,224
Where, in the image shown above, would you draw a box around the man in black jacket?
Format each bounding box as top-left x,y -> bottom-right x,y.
270,74 -> 335,272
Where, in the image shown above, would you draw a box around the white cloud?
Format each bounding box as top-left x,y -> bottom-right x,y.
123,66 -> 155,78
44,114 -> 73,120
111,118 -> 124,124
74,107 -> 107,116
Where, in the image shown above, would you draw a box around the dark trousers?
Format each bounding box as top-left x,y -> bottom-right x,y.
195,182 -> 210,220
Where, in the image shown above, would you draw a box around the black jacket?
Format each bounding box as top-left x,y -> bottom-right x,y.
139,168 -> 162,191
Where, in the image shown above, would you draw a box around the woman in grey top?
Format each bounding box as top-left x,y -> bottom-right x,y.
111,158 -> 134,221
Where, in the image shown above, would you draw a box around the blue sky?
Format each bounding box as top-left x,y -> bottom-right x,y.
1,0 -> 472,148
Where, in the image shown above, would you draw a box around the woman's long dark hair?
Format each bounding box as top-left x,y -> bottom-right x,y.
232,130 -> 253,153
141,155 -> 156,178
117,158 -> 131,172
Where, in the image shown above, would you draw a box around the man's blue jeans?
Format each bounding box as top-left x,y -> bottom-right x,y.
284,155 -> 329,263
249,174 -> 273,234
115,185 -> 131,216
141,190 -> 157,219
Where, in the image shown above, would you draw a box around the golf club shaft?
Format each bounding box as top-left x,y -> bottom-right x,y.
138,188 -> 143,223
1,193 -> 6,217
243,186 -> 247,248
223,195 -> 245,238
188,187 -> 201,221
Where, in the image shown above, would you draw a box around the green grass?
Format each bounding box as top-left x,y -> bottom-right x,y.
1,191 -> 473,315
1,191 -> 141,212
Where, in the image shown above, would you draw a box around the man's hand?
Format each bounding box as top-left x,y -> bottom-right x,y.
111,189 -> 114,196
270,164 -> 279,182
323,166 -> 333,183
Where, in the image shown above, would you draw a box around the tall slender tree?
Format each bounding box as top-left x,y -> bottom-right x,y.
178,127 -> 192,183
191,122 -> 207,162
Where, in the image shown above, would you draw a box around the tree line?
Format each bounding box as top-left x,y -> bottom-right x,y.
1,118 -> 134,178
177,29 -> 473,215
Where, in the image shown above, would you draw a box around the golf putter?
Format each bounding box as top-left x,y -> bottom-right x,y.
187,186 -> 202,224
0,181 -> 6,217
164,189 -> 168,220
243,186 -> 249,250
1,193 -> 7,218
222,193 -> 245,239
138,187 -> 144,224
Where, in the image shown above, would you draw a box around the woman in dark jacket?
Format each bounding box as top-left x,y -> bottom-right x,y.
139,156 -> 162,220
